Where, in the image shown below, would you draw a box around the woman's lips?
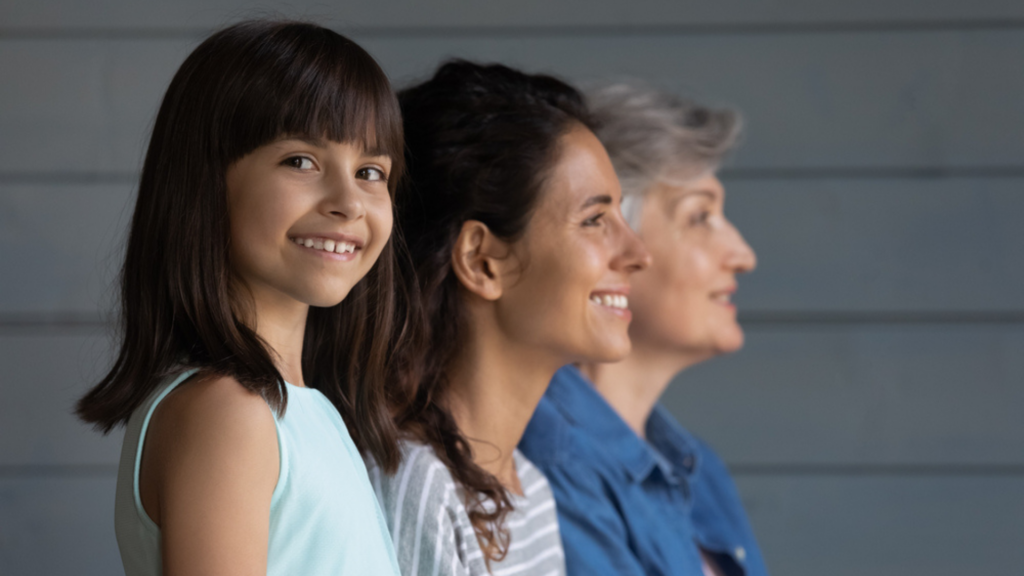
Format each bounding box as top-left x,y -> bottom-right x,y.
589,290 -> 632,321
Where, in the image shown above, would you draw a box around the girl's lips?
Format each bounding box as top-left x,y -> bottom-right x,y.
290,231 -> 365,248
290,235 -> 363,261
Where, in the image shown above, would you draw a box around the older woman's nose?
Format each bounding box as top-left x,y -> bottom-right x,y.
724,221 -> 756,273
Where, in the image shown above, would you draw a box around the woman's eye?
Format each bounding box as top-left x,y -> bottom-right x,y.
357,167 -> 388,182
583,212 -> 605,227
284,156 -> 315,170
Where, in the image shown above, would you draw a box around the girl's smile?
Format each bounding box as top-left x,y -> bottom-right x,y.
227,137 -> 393,310
290,233 -> 364,261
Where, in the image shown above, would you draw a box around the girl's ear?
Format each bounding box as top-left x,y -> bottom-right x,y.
451,220 -> 513,301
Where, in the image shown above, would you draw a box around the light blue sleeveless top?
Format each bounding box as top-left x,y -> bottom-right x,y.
114,370 -> 401,576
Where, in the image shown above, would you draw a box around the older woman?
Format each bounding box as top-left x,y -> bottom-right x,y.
519,83 -> 766,576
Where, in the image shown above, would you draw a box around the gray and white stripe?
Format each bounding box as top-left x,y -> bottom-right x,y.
366,440 -> 566,576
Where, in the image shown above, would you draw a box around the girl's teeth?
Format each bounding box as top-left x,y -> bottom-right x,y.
293,237 -> 358,254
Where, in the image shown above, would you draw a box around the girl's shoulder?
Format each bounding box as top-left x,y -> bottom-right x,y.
145,373 -> 279,490
152,373 -> 276,438
133,372 -> 279,531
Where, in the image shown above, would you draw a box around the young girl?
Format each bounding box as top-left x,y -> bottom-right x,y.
366,61 -> 651,575
76,20 -> 406,575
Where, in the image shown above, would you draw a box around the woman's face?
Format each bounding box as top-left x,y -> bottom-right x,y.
628,174 -> 756,362
495,125 -> 651,364
225,137 -> 394,313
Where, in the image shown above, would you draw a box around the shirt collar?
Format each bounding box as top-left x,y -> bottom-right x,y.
546,365 -> 698,485
646,404 -> 701,481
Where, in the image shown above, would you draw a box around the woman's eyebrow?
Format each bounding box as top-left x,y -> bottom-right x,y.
580,194 -> 613,209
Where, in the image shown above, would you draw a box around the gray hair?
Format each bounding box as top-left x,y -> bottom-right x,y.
586,82 -> 741,228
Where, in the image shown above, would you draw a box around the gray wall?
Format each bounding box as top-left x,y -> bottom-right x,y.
2,1 -> 1023,574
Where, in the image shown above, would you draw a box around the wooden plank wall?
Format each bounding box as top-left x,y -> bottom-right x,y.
2,2 -> 1022,574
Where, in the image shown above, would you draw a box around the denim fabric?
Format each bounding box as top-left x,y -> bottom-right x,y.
519,365 -> 769,576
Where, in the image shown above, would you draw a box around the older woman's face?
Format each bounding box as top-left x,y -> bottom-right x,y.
628,175 -> 756,361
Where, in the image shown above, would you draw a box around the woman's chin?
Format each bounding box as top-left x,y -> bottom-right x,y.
587,337 -> 633,364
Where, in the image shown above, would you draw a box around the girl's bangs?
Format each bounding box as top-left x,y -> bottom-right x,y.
225,24 -> 404,183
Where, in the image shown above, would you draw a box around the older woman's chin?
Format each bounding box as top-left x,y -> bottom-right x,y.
712,327 -> 746,356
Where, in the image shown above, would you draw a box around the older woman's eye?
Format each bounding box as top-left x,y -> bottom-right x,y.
689,210 -> 712,227
283,156 -> 315,170
357,167 -> 388,182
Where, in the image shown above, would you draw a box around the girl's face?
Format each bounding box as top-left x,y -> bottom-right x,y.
496,126 -> 651,363
628,175 -> 756,362
225,137 -> 393,313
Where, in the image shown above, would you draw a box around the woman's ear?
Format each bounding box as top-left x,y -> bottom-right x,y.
451,220 -> 511,301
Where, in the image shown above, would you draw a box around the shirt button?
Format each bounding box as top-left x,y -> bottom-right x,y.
735,546 -> 746,562
682,456 -> 694,469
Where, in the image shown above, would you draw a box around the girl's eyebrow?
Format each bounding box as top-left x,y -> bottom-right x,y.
293,136 -> 327,148
271,135 -> 327,148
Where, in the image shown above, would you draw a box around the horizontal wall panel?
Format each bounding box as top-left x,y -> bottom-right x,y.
726,177 -> 1024,313
0,184 -> 131,318
3,29 -> 1024,175
3,0 -> 1023,30
0,332 -> 121,467
6,323 -> 1023,468
0,475 -> 121,576
737,475 -> 1024,576
4,178 -> 1022,318
662,324 -> 1024,466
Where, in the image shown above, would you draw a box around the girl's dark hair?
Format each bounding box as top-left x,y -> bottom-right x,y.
76,20 -> 409,471
393,60 -> 593,562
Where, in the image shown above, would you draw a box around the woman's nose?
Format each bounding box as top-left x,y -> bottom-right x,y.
619,222 -> 652,273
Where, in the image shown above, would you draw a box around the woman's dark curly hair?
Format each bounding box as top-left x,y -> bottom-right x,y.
392,60 -> 594,563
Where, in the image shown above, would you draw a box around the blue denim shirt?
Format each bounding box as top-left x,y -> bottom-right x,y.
519,365 -> 769,576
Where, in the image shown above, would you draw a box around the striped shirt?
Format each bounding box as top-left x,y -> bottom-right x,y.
366,440 -> 566,576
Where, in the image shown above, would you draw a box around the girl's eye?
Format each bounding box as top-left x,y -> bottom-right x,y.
357,167 -> 388,182
583,212 -> 605,227
284,156 -> 315,170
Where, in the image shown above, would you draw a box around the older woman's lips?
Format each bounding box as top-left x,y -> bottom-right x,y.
710,289 -> 737,310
